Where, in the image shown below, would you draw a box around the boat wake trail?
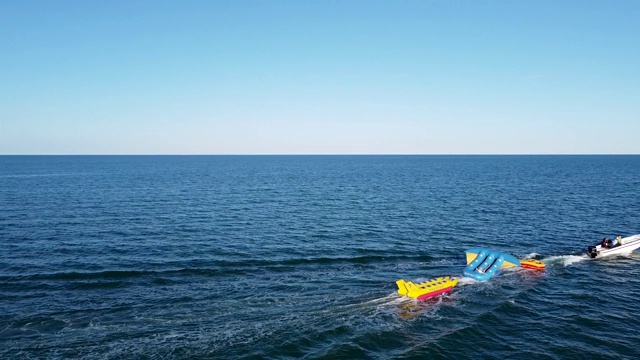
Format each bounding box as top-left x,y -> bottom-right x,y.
357,293 -> 406,308
456,277 -> 479,286
543,254 -> 588,267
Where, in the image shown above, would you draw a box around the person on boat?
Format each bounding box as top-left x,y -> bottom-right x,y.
601,237 -> 611,248
611,236 -> 619,247
617,235 -> 623,245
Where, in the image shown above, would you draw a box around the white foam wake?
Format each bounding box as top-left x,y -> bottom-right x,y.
456,277 -> 479,286
357,293 -> 405,307
543,254 -> 588,267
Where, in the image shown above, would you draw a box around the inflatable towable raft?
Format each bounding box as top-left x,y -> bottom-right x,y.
463,248 -> 520,281
520,259 -> 546,270
396,277 -> 458,301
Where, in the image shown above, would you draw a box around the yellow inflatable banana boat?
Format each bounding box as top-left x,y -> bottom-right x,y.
396,276 -> 458,301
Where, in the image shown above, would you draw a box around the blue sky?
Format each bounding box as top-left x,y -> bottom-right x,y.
1,0 -> 638,154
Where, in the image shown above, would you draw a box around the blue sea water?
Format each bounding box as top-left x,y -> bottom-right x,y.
1,155 -> 639,359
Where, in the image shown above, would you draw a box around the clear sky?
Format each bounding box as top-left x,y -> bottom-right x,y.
1,0 -> 638,154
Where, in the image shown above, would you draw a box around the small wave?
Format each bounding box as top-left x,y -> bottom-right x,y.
2,254 -> 436,282
522,252 -> 540,259
3,268 -> 221,282
23,270 -> 158,281
207,254 -> 435,269
281,254 -> 435,266
0,255 -> 432,282
70,281 -> 127,290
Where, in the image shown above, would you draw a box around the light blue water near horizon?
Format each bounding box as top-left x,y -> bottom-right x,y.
1,155 -> 639,359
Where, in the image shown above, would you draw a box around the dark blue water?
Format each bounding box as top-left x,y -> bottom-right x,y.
1,155 -> 639,359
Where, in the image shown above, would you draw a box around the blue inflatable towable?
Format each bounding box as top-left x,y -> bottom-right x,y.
463,248 -> 521,281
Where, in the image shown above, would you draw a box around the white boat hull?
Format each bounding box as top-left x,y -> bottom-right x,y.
587,235 -> 640,258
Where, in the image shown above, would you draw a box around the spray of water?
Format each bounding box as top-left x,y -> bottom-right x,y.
542,254 -> 588,267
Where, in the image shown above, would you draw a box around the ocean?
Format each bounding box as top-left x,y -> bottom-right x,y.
1,155 -> 639,359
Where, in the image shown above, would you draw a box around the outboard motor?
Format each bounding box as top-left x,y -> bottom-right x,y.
587,246 -> 598,258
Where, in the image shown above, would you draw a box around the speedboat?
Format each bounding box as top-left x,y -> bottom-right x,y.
587,234 -> 640,259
